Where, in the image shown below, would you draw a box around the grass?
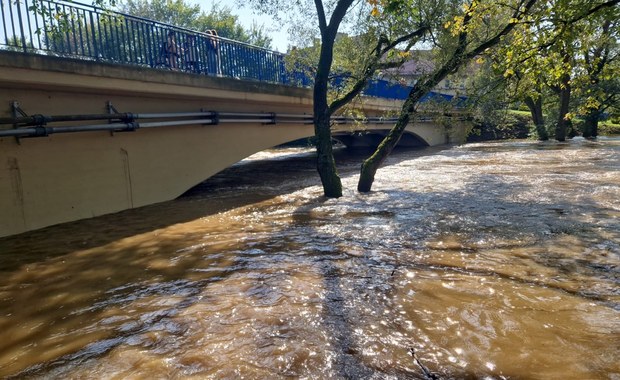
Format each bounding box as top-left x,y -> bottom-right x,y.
508,109 -> 532,117
600,121 -> 620,135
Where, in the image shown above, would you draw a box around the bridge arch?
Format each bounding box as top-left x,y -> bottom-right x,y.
333,130 -> 429,149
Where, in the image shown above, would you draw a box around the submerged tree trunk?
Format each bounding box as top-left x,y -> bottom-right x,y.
524,95 -> 547,140
582,109 -> 600,138
358,95 -> 416,192
313,34 -> 341,197
311,0 -> 356,198
358,66 -> 455,192
555,79 -> 571,142
314,98 -> 343,197
357,22 -> 466,193
314,80 -> 343,197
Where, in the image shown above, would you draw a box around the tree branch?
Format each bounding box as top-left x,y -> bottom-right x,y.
464,0 -> 538,61
380,25 -> 430,55
572,0 -> 620,23
327,0 -> 355,35
314,0 -> 327,32
327,25 -> 429,114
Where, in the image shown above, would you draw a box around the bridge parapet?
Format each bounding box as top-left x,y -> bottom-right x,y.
0,0 -> 463,103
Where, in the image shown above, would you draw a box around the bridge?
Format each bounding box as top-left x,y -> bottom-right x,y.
0,1 -> 469,238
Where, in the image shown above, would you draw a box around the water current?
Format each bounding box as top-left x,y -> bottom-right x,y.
0,138 -> 618,379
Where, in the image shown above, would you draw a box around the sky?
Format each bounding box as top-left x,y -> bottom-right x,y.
192,0 -> 290,52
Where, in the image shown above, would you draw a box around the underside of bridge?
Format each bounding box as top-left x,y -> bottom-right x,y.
0,51 -> 469,237
334,130 -> 429,149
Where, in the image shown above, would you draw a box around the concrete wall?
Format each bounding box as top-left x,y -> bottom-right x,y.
0,52 -> 467,237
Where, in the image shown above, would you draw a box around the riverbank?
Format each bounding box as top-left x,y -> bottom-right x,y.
468,110 -> 620,141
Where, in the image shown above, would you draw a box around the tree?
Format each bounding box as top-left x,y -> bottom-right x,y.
121,0 -> 201,28
547,0 -> 620,140
357,0 -> 620,191
491,16 -> 558,140
246,0 -> 430,197
572,13 -> 620,138
488,0 -> 620,140
357,0 -> 540,191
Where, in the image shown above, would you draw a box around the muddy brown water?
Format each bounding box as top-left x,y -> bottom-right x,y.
0,138 -> 618,379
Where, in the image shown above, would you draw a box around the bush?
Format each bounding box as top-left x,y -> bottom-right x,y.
571,118 -> 620,136
467,111 -> 530,141
600,122 -> 620,136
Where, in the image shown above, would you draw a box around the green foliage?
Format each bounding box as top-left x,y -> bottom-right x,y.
469,111 -> 531,141
484,0 -> 620,139
121,0 -> 200,28
2,36 -> 36,53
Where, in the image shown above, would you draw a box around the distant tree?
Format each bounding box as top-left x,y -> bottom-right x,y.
488,0 -> 619,140
572,13 -> 620,138
120,0 -> 272,48
121,0 -> 200,28
2,36 -> 36,53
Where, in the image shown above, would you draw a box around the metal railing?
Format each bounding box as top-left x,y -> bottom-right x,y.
0,0 -> 451,101
0,0 -> 301,82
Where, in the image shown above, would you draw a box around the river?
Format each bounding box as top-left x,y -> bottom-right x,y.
0,138 -> 618,379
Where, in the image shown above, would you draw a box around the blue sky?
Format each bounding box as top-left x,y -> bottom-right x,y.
192,0 -> 290,52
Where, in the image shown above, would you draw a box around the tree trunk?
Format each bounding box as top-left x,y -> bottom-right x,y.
524,95 -> 547,140
358,97 -> 414,192
555,82 -> 571,141
582,109 -> 600,139
314,108 -> 343,197
358,78 -> 434,192
358,48 -> 465,192
313,27 -> 343,198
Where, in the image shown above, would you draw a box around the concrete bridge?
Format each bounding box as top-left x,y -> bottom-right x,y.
0,51 -> 469,237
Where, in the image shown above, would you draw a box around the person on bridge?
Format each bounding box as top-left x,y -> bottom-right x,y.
205,29 -> 221,76
184,34 -> 200,73
164,31 -> 180,70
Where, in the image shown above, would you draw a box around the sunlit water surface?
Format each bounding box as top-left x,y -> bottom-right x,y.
0,138 -> 618,379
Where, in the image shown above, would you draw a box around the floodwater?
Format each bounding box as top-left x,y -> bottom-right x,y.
0,138 -> 618,379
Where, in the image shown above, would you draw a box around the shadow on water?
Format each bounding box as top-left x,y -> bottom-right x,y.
0,145 -> 440,273
0,145 -> 441,377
